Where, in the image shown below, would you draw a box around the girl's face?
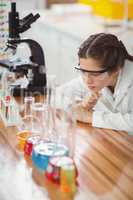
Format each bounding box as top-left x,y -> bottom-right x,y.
79,58 -> 119,92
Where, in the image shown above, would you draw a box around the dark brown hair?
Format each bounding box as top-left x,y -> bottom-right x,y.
78,33 -> 133,72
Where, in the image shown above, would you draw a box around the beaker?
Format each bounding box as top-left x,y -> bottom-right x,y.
17,115 -> 41,152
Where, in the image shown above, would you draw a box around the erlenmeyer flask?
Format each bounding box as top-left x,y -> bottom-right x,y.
56,93 -> 76,158
31,102 -> 48,137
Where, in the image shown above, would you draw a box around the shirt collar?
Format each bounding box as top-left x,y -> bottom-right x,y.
114,60 -> 133,97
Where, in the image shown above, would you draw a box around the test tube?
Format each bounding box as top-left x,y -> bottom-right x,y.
23,96 -> 35,117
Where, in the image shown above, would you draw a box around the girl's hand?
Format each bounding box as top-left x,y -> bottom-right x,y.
81,91 -> 101,110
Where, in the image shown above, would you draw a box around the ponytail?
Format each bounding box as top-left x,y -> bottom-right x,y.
119,40 -> 133,61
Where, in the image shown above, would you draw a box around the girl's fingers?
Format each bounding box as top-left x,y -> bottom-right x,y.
81,92 -> 101,109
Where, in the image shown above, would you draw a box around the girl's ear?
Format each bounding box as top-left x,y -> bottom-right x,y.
116,66 -> 122,74
110,65 -> 121,75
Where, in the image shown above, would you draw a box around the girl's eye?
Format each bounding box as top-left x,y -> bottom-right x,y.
92,73 -> 101,77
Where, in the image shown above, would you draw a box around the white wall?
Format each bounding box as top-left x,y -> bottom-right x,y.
15,0 -> 46,11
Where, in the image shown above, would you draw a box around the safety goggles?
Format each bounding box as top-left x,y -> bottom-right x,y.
74,65 -> 111,78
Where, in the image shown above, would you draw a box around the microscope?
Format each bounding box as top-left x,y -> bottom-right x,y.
0,2 -> 46,96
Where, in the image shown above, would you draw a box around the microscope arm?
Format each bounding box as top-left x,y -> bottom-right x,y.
8,38 -> 45,66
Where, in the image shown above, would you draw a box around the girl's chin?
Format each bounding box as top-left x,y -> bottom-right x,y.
88,86 -> 101,93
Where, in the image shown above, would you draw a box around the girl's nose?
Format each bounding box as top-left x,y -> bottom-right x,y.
85,76 -> 94,84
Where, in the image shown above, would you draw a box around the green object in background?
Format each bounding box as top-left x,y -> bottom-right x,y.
0,16 -> 4,19
0,3 -> 7,7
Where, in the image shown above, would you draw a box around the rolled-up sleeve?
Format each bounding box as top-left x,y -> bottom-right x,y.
55,77 -> 90,110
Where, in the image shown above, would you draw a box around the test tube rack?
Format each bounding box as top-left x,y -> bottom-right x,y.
0,90 -> 21,126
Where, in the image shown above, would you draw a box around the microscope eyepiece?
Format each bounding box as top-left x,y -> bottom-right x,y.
20,14 -> 34,24
9,2 -> 19,39
19,13 -> 40,33
11,2 -> 16,12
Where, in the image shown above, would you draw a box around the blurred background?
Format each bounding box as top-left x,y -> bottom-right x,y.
0,0 -> 133,85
